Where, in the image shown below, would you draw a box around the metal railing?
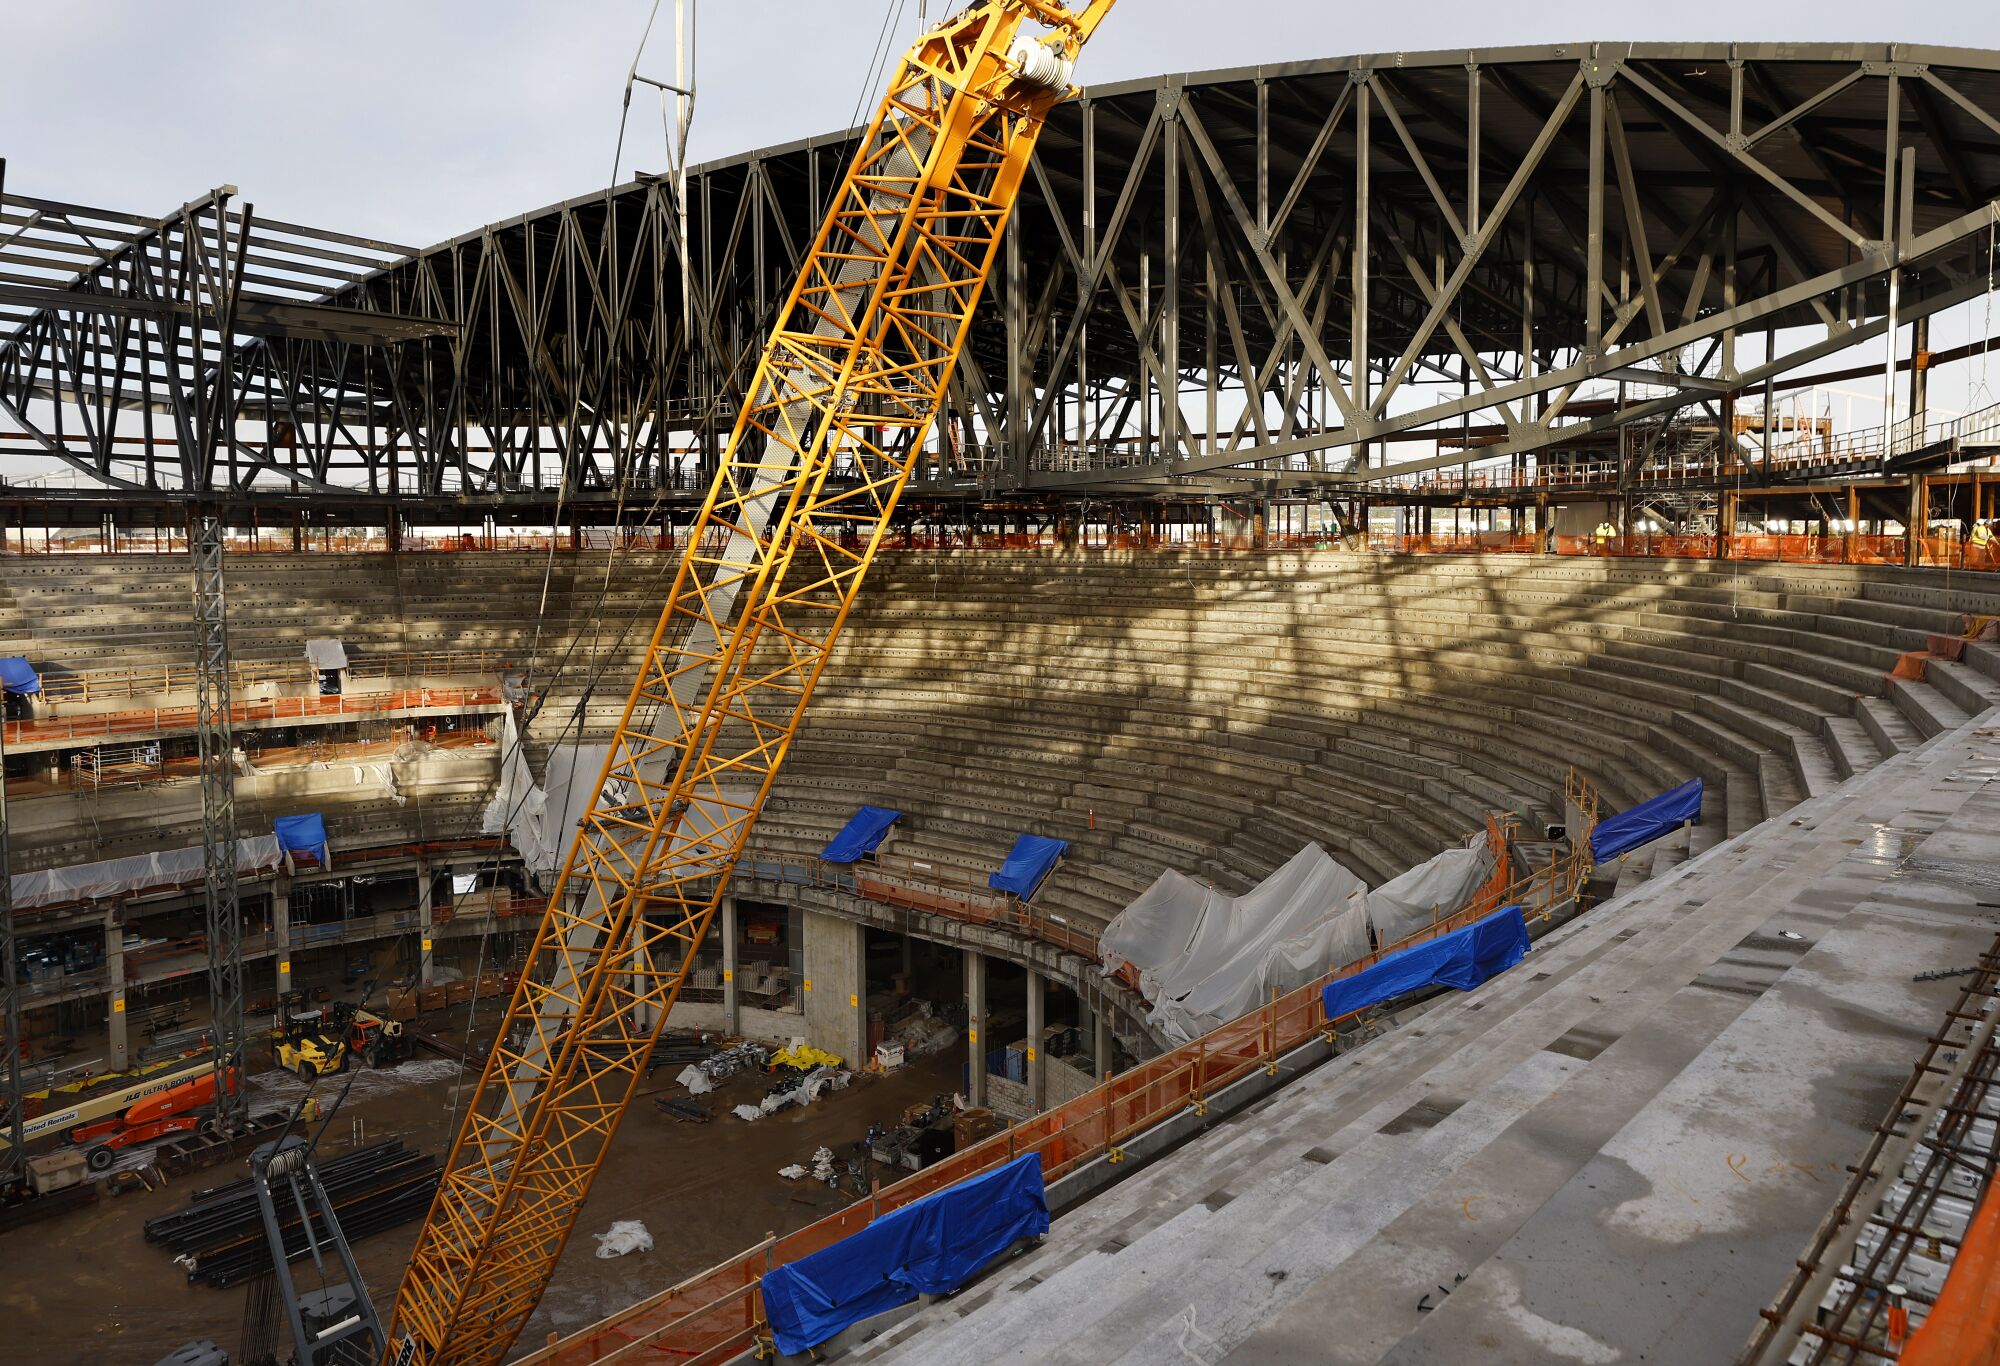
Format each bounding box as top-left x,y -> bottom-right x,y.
3,685 -> 505,746
36,650 -> 510,706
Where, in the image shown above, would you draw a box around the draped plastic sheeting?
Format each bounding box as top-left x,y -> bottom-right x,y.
303,638 -> 349,670
0,657 -> 40,694
761,1153 -> 1051,1355
1365,834 -> 1497,947
1144,844 -> 1370,1045
481,707 -> 611,884
1592,777 -> 1704,863
821,806 -> 901,863
1322,905 -> 1531,1021
12,836 -> 282,909
1097,869 -> 1220,991
988,834 -> 1067,899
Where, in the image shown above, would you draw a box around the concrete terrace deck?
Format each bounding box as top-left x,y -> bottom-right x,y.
852,703 -> 2000,1366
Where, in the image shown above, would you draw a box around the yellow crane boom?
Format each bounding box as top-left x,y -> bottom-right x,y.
386,3 -> 1115,1362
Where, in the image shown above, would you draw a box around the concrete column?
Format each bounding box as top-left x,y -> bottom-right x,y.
964,949 -> 988,1107
801,911 -> 866,1064
721,894 -> 740,1035
272,878 -> 292,996
1026,970 -> 1046,1113
416,858 -> 436,987
1094,1008 -> 1115,1080
104,910 -> 128,1071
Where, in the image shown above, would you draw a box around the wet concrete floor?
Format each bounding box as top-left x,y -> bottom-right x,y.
0,1039 -> 965,1364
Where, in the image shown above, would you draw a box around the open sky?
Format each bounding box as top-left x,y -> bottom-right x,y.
2,1 -> 1992,250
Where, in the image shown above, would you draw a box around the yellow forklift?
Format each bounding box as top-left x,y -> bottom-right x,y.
271,1009 -> 347,1080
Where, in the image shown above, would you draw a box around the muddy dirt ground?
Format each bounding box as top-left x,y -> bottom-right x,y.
0,1036 -> 966,1364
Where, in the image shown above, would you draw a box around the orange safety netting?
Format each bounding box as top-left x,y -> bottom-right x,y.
1900,1175 -> 2000,1365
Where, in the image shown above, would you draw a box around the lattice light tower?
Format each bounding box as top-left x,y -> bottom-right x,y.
193,517 -> 246,1130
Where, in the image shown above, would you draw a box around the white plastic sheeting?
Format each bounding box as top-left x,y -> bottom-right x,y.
1097,869 -> 1222,997
1137,845 -> 1369,1045
12,836 -> 283,909
592,1220 -> 653,1259
481,708 -> 611,884
303,638 -> 349,670
1364,834 -> 1496,948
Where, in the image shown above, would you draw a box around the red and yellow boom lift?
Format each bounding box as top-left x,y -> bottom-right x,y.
383,3 -> 1117,1362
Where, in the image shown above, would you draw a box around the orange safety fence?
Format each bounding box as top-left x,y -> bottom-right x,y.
520,800 -> 1598,1366
1900,1173 -> 2000,1365
2,686 -> 504,746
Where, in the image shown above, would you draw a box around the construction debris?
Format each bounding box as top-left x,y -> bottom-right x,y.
592,1219 -> 653,1259
653,1096 -> 712,1124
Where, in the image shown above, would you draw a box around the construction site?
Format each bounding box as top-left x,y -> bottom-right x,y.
2,4 -> 2000,1364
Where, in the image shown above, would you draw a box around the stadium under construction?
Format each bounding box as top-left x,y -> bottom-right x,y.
1,8 -> 1999,1365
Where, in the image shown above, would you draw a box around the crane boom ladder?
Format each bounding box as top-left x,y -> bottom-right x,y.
386,5 -> 1115,1363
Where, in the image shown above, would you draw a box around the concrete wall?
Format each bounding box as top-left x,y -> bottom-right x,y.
800,910 -> 867,1064
665,1000 -> 805,1044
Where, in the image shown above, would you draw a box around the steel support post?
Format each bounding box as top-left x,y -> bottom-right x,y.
416,857 -> 436,987
0,716 -> 22,1189
192,516 -> 246,1128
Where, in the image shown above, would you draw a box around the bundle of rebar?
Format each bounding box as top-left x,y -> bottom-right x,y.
142,1139 -> 440,1288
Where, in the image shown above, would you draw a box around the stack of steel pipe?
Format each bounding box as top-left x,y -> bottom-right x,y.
142,1139 -> 439,1288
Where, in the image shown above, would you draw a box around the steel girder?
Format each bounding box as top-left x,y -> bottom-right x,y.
6,45 -> 2000,503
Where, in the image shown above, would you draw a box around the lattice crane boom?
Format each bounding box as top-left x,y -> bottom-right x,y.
386,4 -> 1115,1362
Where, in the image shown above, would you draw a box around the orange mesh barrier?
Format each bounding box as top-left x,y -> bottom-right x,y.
518,818 -> 1596,1366
1900,1176 -> 2000,1365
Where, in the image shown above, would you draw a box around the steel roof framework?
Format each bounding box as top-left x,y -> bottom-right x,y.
4,44 -> 2000,506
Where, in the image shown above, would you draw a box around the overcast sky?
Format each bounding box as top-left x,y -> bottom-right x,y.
2,1 -> 1991,252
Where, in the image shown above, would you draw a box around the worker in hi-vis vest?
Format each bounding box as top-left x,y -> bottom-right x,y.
1972,518 -> 1995,568
1593,520 -> 1618,552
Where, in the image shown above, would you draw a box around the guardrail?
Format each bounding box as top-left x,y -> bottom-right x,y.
736,850 -> 1101,961
522,792 -> 1600,1366
35,651 -> 511,706
3,686 -> 506,747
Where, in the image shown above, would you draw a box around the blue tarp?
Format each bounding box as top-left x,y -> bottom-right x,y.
762,1152 -> 1051,1355
820,806 -> 901,864
273,813 -> 330,864
1591,777 -> 1704,863
0,657 -> 40,695
988,834 -> 1067,900
1322,905 -> 1531,1022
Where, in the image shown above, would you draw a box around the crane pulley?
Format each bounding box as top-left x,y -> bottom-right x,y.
385,4 -> 1116,1363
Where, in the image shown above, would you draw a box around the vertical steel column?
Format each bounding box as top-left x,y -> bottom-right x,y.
192,516 -> 246,1129
0,718 -> 23,1191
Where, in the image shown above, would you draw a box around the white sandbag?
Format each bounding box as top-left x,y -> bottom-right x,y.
732,1104 -> 763,1122
592,1219 -> 653,1259
1365,834 -> 1495,947
676,1064 -> 715,1096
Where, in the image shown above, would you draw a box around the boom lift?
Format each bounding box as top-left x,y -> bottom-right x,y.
385,3 -> 1116,1362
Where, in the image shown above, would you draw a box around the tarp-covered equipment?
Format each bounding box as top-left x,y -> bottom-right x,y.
1591,777 -> 1703,863
1322,905 -> 1530,1022
988,835 -> 1067,900
761,1152 -> 1051,1355
274,813 -> 331,865
821,806 -> 901,864
0,657 -> 40,695
1365,834 -> 1497,947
